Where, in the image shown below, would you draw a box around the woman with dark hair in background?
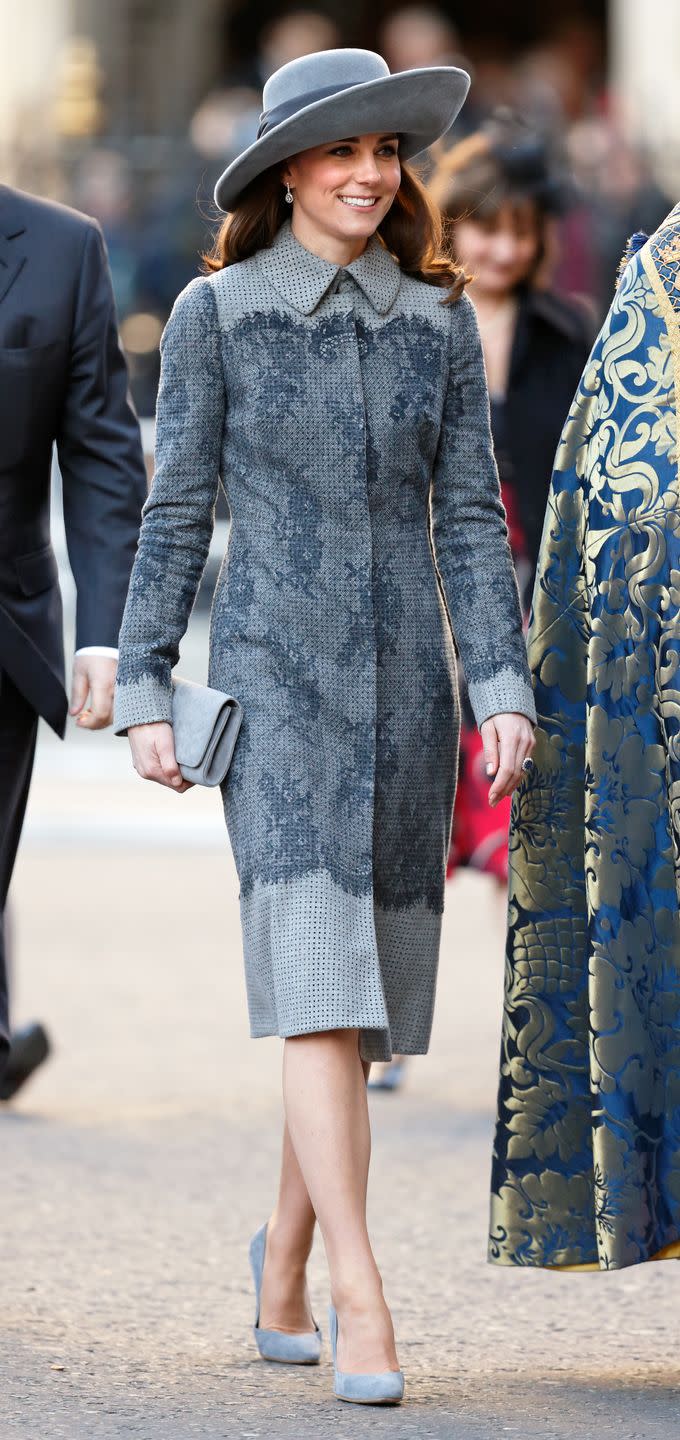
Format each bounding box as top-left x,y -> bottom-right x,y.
429,119 -> 594,883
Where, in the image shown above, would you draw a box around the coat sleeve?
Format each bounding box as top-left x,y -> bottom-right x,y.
429,293 -> 536,729
113,276 -> 225,732
57,220 -> 148,649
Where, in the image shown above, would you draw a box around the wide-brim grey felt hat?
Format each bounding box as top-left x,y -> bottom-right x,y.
214,47 -> 471,213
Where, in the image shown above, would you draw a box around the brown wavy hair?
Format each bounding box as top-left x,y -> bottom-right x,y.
203,158 -> 468,303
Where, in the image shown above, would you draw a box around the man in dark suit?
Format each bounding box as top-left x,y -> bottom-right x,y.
0,184 -> 147,1097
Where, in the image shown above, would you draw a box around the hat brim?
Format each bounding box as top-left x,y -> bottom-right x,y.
214,67 -> 470,213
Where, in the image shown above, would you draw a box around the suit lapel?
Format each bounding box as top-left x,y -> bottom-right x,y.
0,232 -> 26,306
0,187 -> 27,306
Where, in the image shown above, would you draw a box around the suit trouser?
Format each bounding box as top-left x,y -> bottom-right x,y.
0,668 -> 39,1066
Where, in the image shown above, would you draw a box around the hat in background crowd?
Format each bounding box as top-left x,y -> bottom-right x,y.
428,110 -> 573,219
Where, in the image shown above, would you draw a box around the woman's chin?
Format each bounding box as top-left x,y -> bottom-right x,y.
333,203 -> 384,235
478,274 -> 520,298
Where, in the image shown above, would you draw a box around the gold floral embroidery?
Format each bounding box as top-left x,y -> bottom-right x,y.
656,236 -> 680,267
648,216 -> 680,332
489,217 -> 680,1273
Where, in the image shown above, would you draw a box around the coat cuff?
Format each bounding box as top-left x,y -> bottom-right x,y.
467,667 -> 537,731
113,675 -> 173,736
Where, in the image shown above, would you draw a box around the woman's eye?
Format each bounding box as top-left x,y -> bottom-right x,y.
328,144 -> 398,157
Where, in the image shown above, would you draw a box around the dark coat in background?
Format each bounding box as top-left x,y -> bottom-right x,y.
448,288 -> 594,879
0,185 -> 147,736
503,286 -> 595,598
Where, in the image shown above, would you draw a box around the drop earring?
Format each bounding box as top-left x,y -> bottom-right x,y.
285,182 -> 294,205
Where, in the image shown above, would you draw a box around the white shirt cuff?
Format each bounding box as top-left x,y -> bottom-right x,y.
74,646 -> 119,659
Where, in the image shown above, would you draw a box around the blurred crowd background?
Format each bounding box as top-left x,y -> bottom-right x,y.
2,0 -> 679,423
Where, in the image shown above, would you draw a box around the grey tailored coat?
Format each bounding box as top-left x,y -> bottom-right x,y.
114,219 -> 535,1061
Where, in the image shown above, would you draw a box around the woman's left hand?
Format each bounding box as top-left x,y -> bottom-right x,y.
480,713 -> 536,808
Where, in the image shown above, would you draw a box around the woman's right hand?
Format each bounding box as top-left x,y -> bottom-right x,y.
127,721 -> 194,792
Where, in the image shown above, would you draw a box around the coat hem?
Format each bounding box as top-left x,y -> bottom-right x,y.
487,1238 -> 680,1271
248,1018 -> 432,1064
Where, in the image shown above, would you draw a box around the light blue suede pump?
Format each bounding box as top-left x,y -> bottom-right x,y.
249,1223 -> 322,1364
329,1304 -> 405,1405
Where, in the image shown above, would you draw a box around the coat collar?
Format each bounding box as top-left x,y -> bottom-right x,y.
508,286 -> 592,388
518,285 -> 592,344
257,218 -> 401,315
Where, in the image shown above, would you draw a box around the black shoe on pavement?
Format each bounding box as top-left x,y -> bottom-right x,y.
0,1022 -> 51,1102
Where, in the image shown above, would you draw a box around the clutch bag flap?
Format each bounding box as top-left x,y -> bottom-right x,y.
171,675 -> 242,787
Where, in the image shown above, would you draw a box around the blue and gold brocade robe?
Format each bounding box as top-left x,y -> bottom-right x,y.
489,202 -> 680,1270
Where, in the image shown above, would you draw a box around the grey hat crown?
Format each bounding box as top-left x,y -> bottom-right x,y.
258,49 -> 390,138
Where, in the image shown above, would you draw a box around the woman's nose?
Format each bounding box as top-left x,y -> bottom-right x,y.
492,236 -> 519,265
352,149 -> 382,185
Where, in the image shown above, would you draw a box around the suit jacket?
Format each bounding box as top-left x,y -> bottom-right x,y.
0,185 -> 147,735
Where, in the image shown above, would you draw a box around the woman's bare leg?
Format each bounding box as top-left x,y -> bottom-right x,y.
257,1119 -> 317,1332
258,1056 -> 371,1332
281,1029 -> 399,1373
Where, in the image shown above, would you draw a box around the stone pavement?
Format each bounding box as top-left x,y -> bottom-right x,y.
3,751 -> 680,1439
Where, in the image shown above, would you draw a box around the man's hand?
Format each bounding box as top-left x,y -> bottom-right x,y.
127,721 -> 193,792
481,713 -> 536,808
70,654 -> 118,729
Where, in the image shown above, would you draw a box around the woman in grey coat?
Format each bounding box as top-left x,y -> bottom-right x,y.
114,49 -> 535,1405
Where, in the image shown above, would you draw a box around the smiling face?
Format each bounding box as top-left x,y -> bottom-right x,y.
453,200 -> 542,300
281,132 -> 402,254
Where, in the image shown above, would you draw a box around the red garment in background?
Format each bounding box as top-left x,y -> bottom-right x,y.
447,480 -> 527,884
498,477 -> 527,561
447,727 -> 512,881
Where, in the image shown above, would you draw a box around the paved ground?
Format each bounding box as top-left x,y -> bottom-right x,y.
4,729 -> 680,1439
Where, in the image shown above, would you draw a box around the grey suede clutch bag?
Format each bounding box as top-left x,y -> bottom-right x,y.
171,675 -> 243,787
